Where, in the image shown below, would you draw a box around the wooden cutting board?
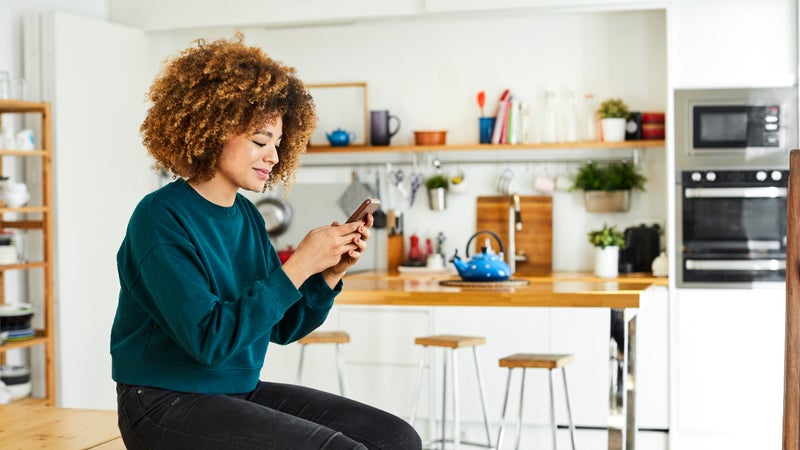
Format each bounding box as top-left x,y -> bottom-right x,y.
475,196 -> 552,276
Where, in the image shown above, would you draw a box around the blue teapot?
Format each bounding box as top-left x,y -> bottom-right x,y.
326,128 -> 356,146
451,230 -> 512,281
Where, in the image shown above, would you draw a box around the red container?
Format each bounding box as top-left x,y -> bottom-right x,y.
641,111 -> 665,124
642,123 -> 665,139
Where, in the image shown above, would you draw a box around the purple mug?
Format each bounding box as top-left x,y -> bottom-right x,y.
370,110 -> 401,146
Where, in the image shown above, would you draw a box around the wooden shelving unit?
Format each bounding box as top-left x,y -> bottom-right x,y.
0,99 -> 56,406
306,139 -> 666,154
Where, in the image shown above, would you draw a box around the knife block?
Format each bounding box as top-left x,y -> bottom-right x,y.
386,234 -> 404,274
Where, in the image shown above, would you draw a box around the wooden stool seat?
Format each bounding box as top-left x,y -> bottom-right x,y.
414,334 -> 486,348
497,352 -> 577,450
499,353 -> 574,369
411,334 -> 492,449
298,330 -> 350,345
297,330 -> 350,396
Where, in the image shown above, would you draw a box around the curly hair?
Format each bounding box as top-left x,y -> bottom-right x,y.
140,33 -> 316,189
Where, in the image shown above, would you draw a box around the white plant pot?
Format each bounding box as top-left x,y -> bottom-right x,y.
601,118 -> 627,142
594,246 -> 620,278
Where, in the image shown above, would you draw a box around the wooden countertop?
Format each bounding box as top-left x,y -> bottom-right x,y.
336,271 -> 666,309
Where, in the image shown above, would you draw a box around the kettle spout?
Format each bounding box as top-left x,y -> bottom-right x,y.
450,249 -> 467,274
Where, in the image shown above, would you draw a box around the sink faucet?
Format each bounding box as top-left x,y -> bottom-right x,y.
508,193 -> 522,274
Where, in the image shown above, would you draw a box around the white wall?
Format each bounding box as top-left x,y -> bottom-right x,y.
149,10 -> 668,273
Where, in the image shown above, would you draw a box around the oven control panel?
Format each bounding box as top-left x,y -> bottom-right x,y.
682,169 -> 788,186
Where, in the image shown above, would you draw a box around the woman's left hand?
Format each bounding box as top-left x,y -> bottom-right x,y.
323,213 -> 373,282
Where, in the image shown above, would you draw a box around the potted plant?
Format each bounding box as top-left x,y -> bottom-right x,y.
572,162 -> 646,212
425,173 -> 448,210
588,223 -> 626,278
597,98 -> 629,142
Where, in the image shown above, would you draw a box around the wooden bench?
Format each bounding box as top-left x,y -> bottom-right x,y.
0,403 -> 123,449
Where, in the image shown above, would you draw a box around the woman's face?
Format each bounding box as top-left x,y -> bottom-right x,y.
214,116 -> 283,195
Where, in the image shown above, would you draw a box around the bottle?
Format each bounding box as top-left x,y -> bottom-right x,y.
582,94 -> 597,141
541,91 -> 557,143
562,91 -> 578,143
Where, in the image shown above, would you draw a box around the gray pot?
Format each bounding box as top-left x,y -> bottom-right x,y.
584,190 -> 630,212
427,187 -> 447,211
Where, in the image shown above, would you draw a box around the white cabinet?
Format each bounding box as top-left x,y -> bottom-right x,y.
109,0 -> 420,31
550,285 -> 669,429
670,0 -> 796,87
424,0 -> 662,14
306,289 -> 669,440
673,288 -> 785,450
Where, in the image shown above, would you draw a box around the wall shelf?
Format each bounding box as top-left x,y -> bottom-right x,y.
306,139 -> 665,154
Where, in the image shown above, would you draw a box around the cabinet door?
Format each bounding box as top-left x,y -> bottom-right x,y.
671,0 -> 796,87
33,12 -> 152,409
424,0 -> 651,13
674,288 -> 785,449
110,0 -> 419,31
636,286 -> 669,429
551,286 -> 669,429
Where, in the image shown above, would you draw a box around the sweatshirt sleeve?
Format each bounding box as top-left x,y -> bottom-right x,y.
269,271 -> 342,345
125,242 -> 303,366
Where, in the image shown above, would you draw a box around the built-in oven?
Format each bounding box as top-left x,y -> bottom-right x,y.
677,169 -> 787,287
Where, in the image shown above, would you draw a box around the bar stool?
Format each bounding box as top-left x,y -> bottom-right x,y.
296,330 -> 350,397
410,334 -> 493,450
496,353 -> 576,450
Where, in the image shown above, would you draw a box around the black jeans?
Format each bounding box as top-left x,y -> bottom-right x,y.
116,382 -> 421,450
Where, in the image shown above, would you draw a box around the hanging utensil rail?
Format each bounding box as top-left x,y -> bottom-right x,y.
300,154 -> 637,168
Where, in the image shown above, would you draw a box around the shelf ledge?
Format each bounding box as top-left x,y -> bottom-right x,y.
306,139 -> 665,154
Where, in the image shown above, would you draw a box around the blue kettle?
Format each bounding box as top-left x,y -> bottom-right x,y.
451,230 -> 512,281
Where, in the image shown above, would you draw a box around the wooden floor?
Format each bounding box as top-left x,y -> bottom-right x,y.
0,403 -> 124,449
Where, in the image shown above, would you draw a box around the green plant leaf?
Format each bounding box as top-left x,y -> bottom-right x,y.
571,162 -> 646,191
588,223 -> 626,249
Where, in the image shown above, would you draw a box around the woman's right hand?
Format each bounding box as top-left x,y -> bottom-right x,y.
281,221 -> 363,288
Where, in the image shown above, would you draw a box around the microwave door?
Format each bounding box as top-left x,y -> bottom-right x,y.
693,106 -> 750,148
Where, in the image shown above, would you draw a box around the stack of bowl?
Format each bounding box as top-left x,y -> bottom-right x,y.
0,365 -> 31,401
0,303 -> 34,342
0,231 -> 17,265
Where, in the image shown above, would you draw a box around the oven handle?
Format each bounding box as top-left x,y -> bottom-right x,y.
685,259 -> 786,271
684,186 -> 787,198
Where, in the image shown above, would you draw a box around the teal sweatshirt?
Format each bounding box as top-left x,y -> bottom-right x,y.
111,179 -> 340,394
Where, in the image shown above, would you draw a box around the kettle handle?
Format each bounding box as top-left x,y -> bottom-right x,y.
465,230 -> 505,258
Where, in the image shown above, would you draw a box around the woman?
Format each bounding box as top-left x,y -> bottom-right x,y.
110,34 -> 421,450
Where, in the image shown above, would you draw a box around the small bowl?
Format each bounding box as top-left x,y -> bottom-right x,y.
413,130 -> 447,146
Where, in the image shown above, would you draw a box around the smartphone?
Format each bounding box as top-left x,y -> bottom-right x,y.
346,198 -> 381,223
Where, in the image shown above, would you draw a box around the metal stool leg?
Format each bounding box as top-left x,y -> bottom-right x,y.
548,369 -> 557,450
410,346 -> 428,426
441,349 -> 448,450
452,349 -> 460,450
297,344 -> 307,385
515,368 -> 527,450
472,347 -> 493,447
562,367 -> 576,450
336,342 -> 348,397
496,368 -> 514,450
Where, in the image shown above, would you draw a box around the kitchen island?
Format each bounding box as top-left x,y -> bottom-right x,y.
336,271 -> 667,450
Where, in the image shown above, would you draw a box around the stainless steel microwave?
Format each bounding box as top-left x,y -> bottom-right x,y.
675,87 -> 798,169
